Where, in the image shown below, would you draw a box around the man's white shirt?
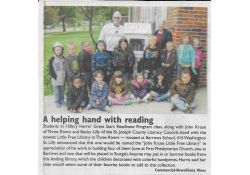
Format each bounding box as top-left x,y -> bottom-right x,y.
98,23 -> 125,52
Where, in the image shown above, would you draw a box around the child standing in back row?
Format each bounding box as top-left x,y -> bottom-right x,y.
142,35 -> 161,81
92,40 -> 112,83
113,38 -> 135,81
177,33 -> 197,80
65,42 -> 80,89
193,38 -> 205,90
48,42 -> 66,108
78,41 -> 93,91
161,41 -> 177,85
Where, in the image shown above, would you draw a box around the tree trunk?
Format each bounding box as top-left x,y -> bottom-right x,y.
110,7 -> 114,21
61,16 -> 66,32
88,7 -> 96,46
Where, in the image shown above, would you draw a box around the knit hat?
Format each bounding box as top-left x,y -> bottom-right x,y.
52,42 -> 64,56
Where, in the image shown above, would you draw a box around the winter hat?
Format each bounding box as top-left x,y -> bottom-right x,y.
52,42 -> 64,56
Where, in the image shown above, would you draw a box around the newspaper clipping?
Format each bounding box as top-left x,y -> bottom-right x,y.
39,0 -> 210,174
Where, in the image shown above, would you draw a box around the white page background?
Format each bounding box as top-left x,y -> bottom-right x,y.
0,0 -> 249,175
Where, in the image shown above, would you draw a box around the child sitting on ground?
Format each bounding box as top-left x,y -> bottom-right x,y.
142,35 -> 161,82
113,37 -> 135,81
65,42 -> 80,89
170,70 -> 196,113
48,42 -> 66,108
108,71 -> 132,105
150,69 -> 171,102
161,41 -> 177,86
78,41 -> 93,91
87,70 -> 110,112
177,33 -> 197,80
131,73 -> 151,103
66,77 -> 89,113
92,40 -> 112,83
193,38 -> 205,90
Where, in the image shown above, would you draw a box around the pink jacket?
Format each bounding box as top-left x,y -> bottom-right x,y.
195,49 -> 204,69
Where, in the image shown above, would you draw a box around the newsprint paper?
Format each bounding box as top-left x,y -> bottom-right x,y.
39,0 -> 210,175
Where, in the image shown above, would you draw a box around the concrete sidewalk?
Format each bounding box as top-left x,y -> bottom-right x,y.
44,88 -> 207,114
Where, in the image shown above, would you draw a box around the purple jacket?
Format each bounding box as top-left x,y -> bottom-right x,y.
131,80 -> 150,99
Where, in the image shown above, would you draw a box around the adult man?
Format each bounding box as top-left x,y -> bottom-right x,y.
98,11 -> 125,52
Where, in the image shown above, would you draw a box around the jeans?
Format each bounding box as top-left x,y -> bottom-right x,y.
193,68 -> 200,90
66,78 -> 73,90
80,100 -> 88,108
124,72 -> 132,81
81,72 -> 92,90
53,85 -> 65,106
171,96 -> 196,111
151,91 -> 171,102
91,99 -> 108,111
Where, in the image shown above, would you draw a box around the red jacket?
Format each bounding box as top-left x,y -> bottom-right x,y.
195,49 -> 204,69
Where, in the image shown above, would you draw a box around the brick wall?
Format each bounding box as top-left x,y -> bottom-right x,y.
166,7 -> 208,87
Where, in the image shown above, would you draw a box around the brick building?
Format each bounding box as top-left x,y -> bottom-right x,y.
129,7 -> 208,87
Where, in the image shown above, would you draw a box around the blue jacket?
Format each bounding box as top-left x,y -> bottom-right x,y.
91,81 -> 108,101
92,40 -> 111,73
177,44 -> 197,75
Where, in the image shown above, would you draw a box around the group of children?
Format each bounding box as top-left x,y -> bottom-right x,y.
48,32 -> 204,113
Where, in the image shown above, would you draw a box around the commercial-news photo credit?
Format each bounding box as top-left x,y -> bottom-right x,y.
43,6 -> 208,114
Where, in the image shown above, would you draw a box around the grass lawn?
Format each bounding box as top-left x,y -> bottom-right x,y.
43,26 -> 101,95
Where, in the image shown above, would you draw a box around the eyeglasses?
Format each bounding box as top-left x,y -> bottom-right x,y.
113,17 -> 120,19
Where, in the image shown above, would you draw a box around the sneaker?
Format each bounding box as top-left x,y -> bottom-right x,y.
124,100 -> 133,105
56,103 -> 61,108
183,107 -> 188,113
108,101 -> 112,106
86,104 -> 92,110
60,101 -> 66,106
188,108 -> 193,114
104,106 -> 111,113
78,107 -> 83,113
142,98 -> 149,103
171,104 -> 177,111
